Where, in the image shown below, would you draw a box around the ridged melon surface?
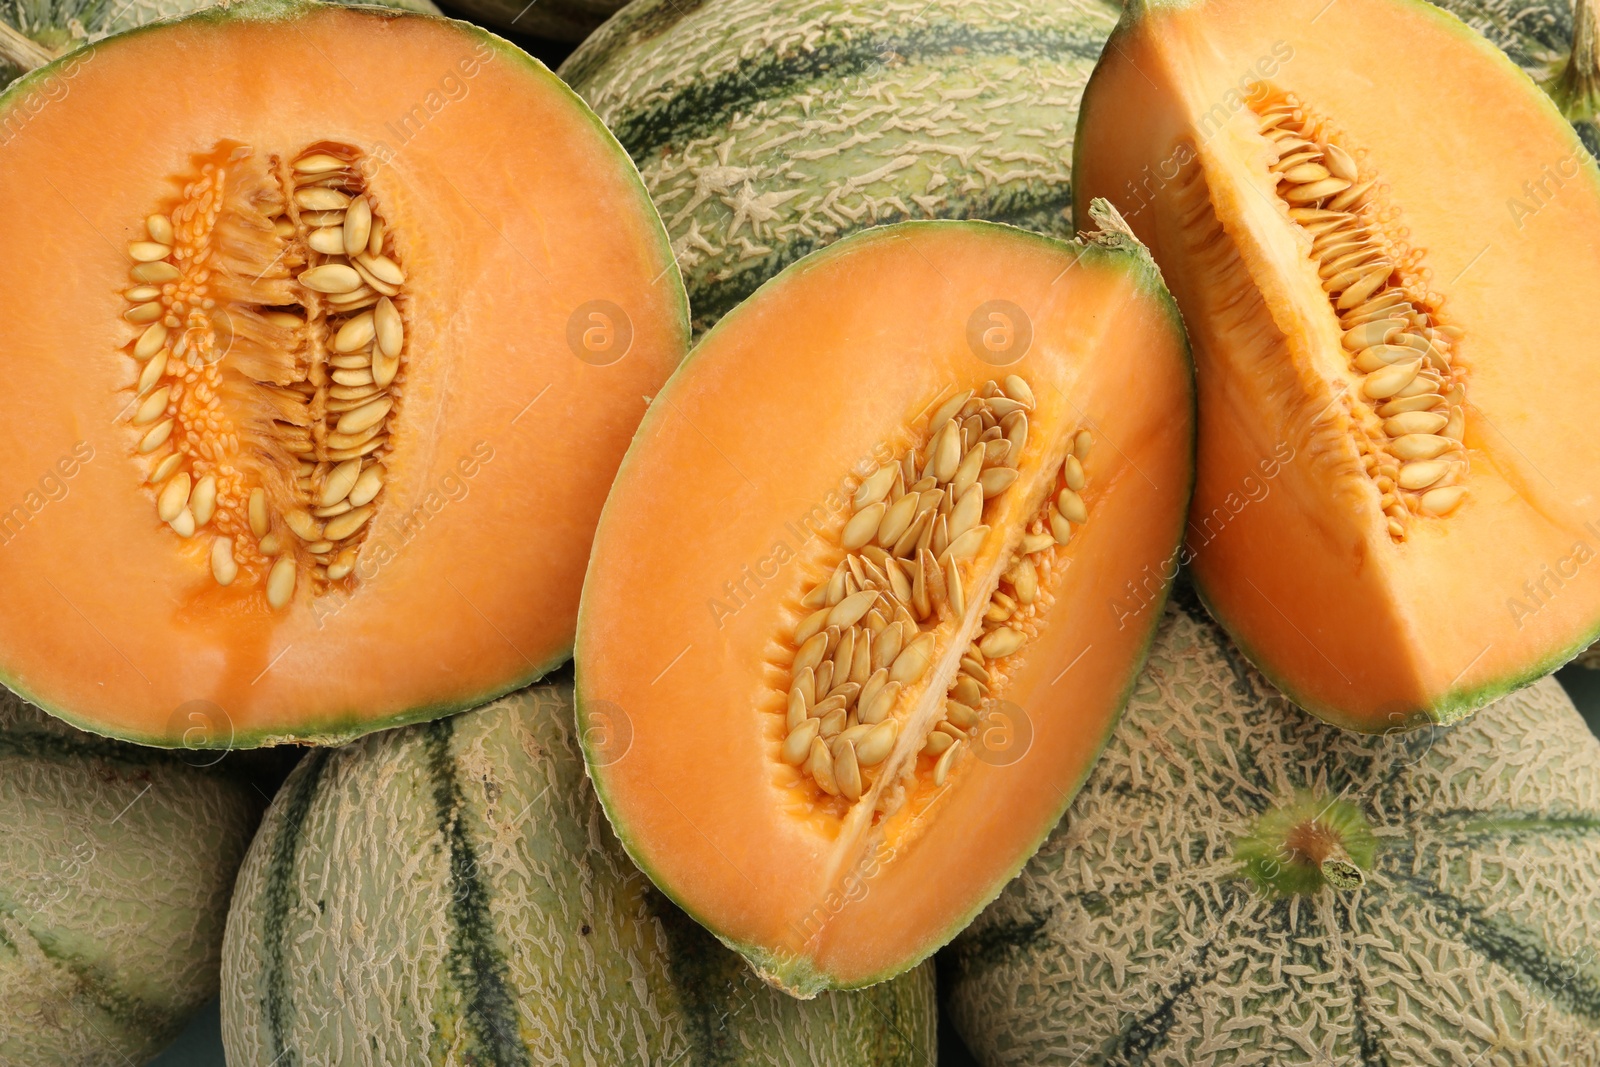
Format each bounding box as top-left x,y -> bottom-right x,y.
945,594 -> 1600,1065
222,679 -> 937,1065
0,0 -> 439,83
0,691 -> 265,1066
560,0 -> 1119,334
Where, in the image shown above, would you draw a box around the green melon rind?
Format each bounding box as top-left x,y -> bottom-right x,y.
1088,0 -> 1600,731
1,691 -> 265,1066
0,0 -> 689,750
945,595 -> 1600,1065
1192,573 -> 1600,732
221,679 -> 938,1065
574,217 -> 1196,995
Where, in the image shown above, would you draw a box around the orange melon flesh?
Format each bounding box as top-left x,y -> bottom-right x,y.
0,1 -> 687,745
1074,0 -> 1600,730
576,219 -> 1194,993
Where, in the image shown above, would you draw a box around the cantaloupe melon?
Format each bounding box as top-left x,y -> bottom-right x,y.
221,680 -> 937,1065
576,214 -> 1195,994
561,0 -> 1121,335
946,595 -> 1600,1064
0,0 -> 689,746
1074,0 -> 1600,730
1,689 -> 265,1065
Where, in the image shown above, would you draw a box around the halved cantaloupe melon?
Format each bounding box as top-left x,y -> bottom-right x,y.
575,214 -> 1195,994
1074,0 -> 1600,730
0,0 -> 688,746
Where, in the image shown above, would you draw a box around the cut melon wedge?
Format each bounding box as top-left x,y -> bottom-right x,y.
1075,0 -> 1600,730
575,215 -> 1194,993
0,0 -> 688,746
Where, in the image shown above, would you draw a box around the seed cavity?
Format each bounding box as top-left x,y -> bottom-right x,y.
775,378 -> 1094,811
1253,87 -> 1468,538
118,142 -> 407,608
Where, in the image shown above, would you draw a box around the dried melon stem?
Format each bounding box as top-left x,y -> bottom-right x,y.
1548,0 -> 1600,123
1235,791 -> 1378,896
1250,83 -> 1469,539
118,141 -> 407,608
776,378 -> 1094,820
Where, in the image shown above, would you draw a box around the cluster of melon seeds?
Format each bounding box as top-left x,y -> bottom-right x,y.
778,378 -> 1091,807
933,431 -> 1091,784
119,142 -> 405,609
1254,88 -> 1468,537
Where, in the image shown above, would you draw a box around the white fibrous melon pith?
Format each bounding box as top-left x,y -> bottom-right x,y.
0,692 -> 264,1066
945,599 -> 1600,1065
221,682 -> 937,1066
561,0 -> 1120,333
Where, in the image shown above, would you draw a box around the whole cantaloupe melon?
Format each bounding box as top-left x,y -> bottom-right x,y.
945,594 -> 1600,1065
561,0 -> 1121,335
222,679 -> 937,1065
0,691 -> 265,1066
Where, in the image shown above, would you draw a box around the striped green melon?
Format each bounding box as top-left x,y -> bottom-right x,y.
222,679 -> 936,1065
560,0 -> 1119,335
1,689 -> 266,1066
0,0 -> 439,85
945,593 -> 1600,1065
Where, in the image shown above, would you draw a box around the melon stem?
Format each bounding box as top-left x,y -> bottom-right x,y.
1235,792 -> 1378,896
1548,0 -> 1600,122
0,19 -> 54,72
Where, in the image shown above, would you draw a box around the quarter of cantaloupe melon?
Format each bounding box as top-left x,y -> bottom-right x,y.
947,595 -> 1600,1065
576,214 -> 1195,994
1074,0 -> 1600,730
0,0 -> 688,747
221,680 -> 937,1065
1,689 -> 265,1065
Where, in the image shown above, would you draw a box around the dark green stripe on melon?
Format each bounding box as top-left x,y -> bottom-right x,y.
422,718 -> 528,1067
561,0 -> 1120,335
261,747 -> 327,1067
223,681 -> 937,1065
603,24 -> 1112,162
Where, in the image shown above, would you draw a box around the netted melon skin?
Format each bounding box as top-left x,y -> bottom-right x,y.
946,595 -> 1600,1066
561,0 -> 1120,335
0,0 -> 440,85
222,680 -> 937,1066
0,692 -> 265,1066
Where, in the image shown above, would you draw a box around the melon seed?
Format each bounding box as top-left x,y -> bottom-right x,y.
266,557 -> 296,609
210,537 -> 237,586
